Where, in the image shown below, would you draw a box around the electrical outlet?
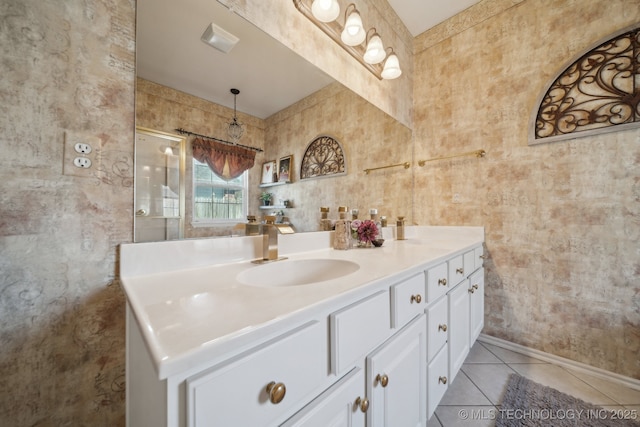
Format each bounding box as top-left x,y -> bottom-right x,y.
74,142 -> 92,154
63,131 -> 101,177
73,157 -> 92,168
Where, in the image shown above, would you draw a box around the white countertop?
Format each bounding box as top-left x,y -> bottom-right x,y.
120,226 -> 484,379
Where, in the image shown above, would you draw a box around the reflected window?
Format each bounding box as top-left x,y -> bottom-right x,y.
192,159 -> 247,223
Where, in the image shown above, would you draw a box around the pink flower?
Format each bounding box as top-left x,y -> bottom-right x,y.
357,219 -> 379,243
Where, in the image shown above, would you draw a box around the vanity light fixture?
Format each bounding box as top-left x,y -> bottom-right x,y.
363,28 -> 385,64
381,47 -> 402,79
200,23 -> 239,53
340,4 -> 366,46
311,0 -> 340,22
293,0 -> 401,80
227,88 -> 244,143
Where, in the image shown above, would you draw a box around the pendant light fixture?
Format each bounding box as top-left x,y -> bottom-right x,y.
311,0 -> 339,22
227,88 -> 244,143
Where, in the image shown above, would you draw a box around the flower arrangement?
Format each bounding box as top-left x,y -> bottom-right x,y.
351,219 -> 379,246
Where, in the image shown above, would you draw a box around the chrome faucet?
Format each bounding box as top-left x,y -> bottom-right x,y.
252,215 -> 294,263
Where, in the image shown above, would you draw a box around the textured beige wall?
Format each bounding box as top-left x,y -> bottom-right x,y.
219,0 -> 414,129
0,0 -> 134,425
413,0 -> 640,378
264,82 -> 413,231
137,79 -> 412,234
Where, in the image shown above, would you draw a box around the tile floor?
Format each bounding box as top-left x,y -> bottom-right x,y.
428,340 -> 640,426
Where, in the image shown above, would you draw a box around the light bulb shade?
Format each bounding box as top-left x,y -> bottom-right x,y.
340,10 -> 366,46
381,53 -> 401,79
364,34 -> 385,64
227,118 -> 244,142
311,0 -> 339,22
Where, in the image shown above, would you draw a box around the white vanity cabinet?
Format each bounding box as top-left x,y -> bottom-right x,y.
123,229 -> 485,427
425,245 -> 485,418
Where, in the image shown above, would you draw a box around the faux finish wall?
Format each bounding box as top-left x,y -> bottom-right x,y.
413,0 -> 640,378
0,0 -> 135,425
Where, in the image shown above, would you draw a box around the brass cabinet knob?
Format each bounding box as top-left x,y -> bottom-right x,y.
438,324 -> 447,332
438,278 -> 447,286
439,376 -> 448,385
479,255 -> 485,259
266,381 -> 286,404
473,284 -> 479,290
456,267 -> 464,275
468,288 -> 475,294
375,373 -> 389,387
410,294 -> 422,304
355,396 -> 369,413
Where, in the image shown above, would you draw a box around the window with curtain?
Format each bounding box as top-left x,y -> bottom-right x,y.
192,159 -> 247,223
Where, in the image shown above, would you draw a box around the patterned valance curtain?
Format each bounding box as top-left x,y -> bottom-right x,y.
192,137 -> 256,180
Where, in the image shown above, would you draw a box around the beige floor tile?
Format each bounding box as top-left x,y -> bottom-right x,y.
464,342 -> 503,364
460,363 -> 516,405
440,371 -> 492,406
565,369 -> 640,405
508,363 -> 618,406
481,342 -> 548,364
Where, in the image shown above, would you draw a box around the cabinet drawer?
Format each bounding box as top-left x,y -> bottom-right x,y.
187,321 -> 327,427
463,250 -> 475,276
448,255 -> 466,286
427,345 -> 449,418
391,273 -> 425,328
426,296 -> 448,362
425,262 -> 448,303
330,290 -> 390,375
281,367 -> 365,427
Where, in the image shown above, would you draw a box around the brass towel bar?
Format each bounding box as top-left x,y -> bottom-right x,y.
363,162 -> 411,175
418,149 -> 486,166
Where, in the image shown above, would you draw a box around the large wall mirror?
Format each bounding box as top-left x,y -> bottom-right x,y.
135,0 -> 413,241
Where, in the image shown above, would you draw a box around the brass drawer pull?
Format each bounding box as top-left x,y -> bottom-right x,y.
473,284 -> 479,290
410,294 -> 422,304
439,376 -> 447,385
438,278 -> 447,286
375,373 -> 389,387
355,396 -> 369,413
438,324 -> 447,332
468,288 -> 475,294
266,381 -> 286,404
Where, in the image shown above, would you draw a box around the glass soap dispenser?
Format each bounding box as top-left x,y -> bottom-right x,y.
333,206 -> 351,250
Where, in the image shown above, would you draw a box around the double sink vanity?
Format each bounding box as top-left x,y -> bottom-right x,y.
121,226 -> 485,427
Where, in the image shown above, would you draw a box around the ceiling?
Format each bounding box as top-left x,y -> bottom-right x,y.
136,0 -> 479,119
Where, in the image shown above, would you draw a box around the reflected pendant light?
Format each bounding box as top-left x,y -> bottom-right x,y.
340,5 -> 366,46
311,0 -> 339,22
227,88 -> 244,142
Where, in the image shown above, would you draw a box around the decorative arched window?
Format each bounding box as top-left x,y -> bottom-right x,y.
529,24 -> 640,145
300,135 -> 347,179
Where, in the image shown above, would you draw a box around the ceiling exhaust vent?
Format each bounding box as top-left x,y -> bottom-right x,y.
200,23 -> 239,53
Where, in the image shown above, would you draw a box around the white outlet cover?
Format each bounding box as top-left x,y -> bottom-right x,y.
74,157 -> 92,168
74,142 -> 92,154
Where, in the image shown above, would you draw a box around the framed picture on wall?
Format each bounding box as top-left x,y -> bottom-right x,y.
278,155 -> 293,182
261,160 -> 277,184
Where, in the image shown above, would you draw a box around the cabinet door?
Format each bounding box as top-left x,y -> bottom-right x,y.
281,368 -> 366,427
448,281 -> 470,383
469,268 -> 485,345
427,345 -> 448,419
366,314 -> 426,427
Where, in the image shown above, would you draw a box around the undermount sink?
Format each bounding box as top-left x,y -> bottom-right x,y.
237,259 -> 360,287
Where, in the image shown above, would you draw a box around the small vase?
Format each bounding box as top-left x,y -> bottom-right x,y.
357,240 -> 372,248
